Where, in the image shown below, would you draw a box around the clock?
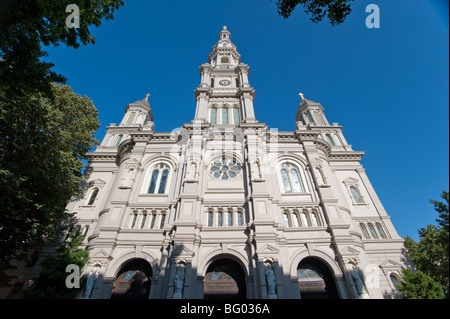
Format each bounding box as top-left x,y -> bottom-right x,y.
219,80 -> 231,86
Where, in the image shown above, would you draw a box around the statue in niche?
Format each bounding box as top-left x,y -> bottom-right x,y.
186,159 -> 198,181
120,165 -> 136,188
252,159 -> 261,180
265,263 -> 276,296
351,266 -> 365,295
173,264 -> 185,299
82,265 -> 100,299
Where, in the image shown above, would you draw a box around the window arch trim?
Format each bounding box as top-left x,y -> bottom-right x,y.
277,161 -> 309,194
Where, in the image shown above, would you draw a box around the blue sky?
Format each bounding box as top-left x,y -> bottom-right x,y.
44,0 -> 449,241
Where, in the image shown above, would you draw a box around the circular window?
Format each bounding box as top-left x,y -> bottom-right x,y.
210,158 -> 241,180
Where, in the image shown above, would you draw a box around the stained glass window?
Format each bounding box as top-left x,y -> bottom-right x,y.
140,213 -> 147,229
301,212 -> 309,227
87,188 -> 99,206
281,169 -> 292,193
222,108 -> 228,124
148,170 -> 159,194
208,211 -> 213,227
376,223 -> 386,239
290,169 -> 303,192
284,213 -> 290,227
233,108 -> 240,124
210,158 -> 241,180
210,108 -> 217,125
292,213 -> 300,227
150,213 -> 157,229
360,223 -> 369,239
237,211 -> 243,226
310,212 -> 319,227
368,223 -> 377,239
280,163 -> 306,194
148,164 -> 170,194
326,134 -> 335,146
218,211 -> 223,227
159,214 -> 166,229
350,186 -> 363,204
158,170 -> 169,194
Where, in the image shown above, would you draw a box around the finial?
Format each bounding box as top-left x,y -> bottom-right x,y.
223,26 -> 228,30
144,93 -> 151,102
299,92 -> 305,101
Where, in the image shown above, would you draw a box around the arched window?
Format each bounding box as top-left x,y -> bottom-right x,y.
221,56 -> 229,65
233,108 -> 240,124
150,212 -> 157,229
292,212 -> 300,227
283,213 -> 290,227
227,210 -> 233,226
325,134 -> 335,146
146,163 -> 171,194
279,163 -> 306,193
368,223 -> 378,239
211,78 -> 215,88
115,135 -> 123,147
218,211 -> 223,227
360,223 -> 369,239
208,210 -> 213,227
210,107 -> 217,125
87,188 -> 99,206
376,223 -> 387,239
237,210 -> 243,226
310,211 -> 319,227
222,108 -> 228,124
126,112 -> 136,125
159,213 -> 166,229
301,211 -> 309,227
130,212 -> 138,229
140,212 -> 147,229
390,275 -> 400,291
350,186 -> 363,204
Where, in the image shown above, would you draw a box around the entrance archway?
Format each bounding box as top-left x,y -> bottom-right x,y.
297,257 -> 339,299
111,259 -> 152,299
204,258 -> 246,299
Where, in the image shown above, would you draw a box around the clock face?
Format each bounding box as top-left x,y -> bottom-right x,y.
219,80 -> 231,86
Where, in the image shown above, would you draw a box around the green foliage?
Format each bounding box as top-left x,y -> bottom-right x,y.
0,83 -> 100,285
273,0 -> 354,25
19,229 -> 89,299
0,0 -> 125,97
398,269 -> 445,299
403,191 -> 449,298
0,0 -> 122,286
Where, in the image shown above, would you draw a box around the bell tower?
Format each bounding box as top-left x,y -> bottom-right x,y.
193,27 -> 257,125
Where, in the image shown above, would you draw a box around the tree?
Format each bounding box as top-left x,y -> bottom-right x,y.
0,0 -> 123,286
19,229 -> 89,299
398,269 -> 445,299
273,0 -> 354,25
403,191 -> 449,298
0,0 -> 124,97
0,83 -> 100,286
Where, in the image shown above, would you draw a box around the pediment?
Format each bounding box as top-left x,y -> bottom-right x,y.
91,248 -> 110,259
256,244 -> 279,257
172,245 -> 195,258
342,177 -> 359,186
91,178 -> 107,186
380,259 -> 402,270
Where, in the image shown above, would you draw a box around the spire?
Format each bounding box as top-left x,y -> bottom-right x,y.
208,26 -> 241,67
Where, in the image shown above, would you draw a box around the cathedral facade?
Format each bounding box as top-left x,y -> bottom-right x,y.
69,27 -> 411,299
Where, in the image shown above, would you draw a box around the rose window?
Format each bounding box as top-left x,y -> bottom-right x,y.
210,158 -> 241,180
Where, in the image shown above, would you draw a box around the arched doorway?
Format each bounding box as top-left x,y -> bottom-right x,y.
297,257 -> 339,299
204,258 -> 246,299
111,259 -> 152,299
